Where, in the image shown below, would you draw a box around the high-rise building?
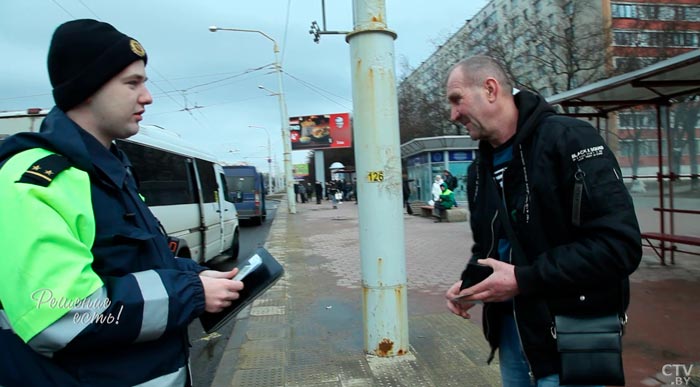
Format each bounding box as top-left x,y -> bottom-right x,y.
399,0 -> 699,176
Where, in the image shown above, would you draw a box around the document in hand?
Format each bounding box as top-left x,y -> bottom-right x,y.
199,247 -> 284,333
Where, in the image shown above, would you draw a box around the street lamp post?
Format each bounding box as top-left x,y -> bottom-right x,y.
209,25 -> 296,214
248,125 -> 274,193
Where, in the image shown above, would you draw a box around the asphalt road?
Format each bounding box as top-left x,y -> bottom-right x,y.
187,199 -> 279,387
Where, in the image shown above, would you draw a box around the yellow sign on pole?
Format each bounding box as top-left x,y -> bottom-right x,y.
367,171 -> 384,182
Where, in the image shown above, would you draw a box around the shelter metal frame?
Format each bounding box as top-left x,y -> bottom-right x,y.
547,50 -> 700,264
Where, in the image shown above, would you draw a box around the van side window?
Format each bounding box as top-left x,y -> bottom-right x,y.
219,173 -> 233,203
117,140 -> 196,206
196,159 -> 217,203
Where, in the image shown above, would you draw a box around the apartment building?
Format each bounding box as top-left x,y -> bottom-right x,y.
399,0 -> 699,174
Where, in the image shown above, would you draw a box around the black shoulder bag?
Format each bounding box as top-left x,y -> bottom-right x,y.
492,176 -> 626,386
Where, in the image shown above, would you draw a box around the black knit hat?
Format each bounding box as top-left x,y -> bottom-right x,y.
48,19 -> 147,111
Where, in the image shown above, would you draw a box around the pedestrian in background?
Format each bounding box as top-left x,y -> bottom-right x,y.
443,56 -> 641,386
0,19 -> 243,386
430,174 -> 443,204
433,182 -> 455,222
443,169 -> 459,206
315,181 -> 323,204
299,182 -> 307,203
443,169 -> 458,191
402,174 -> 414,215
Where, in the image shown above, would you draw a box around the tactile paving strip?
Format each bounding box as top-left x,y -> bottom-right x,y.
231,367 -> 284,387
245,325 -> 288,340
237,351 -> 285,369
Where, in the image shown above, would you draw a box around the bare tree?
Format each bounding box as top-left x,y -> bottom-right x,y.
397,59 -> 460,143
468,0 -> 610,99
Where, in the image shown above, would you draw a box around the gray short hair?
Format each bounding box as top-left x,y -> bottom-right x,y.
449,56 -> 513,92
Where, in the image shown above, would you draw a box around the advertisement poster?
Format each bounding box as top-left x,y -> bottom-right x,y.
293,163 -> 309,179
289,112 -> 352,150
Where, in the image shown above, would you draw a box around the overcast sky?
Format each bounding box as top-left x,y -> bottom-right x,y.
0,0 -> 487,171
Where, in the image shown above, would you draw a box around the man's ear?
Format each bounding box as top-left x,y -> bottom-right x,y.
485,78 -> 498,102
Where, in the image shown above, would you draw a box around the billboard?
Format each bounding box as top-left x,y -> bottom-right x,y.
289,112 -> 352,150
293,163 -> 309,179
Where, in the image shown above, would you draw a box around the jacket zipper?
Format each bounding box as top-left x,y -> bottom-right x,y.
510,248 -> 536,385
512,297 -> 535,383
483,211 -> 499,362
502,170 -> 536,384
487,211 -> 498,258
572,164 -> 589,227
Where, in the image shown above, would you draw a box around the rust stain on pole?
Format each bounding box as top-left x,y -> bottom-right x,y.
375,338 -> 394,356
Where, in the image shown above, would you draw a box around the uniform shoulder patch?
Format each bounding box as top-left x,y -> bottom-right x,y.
16,154 -> 72,187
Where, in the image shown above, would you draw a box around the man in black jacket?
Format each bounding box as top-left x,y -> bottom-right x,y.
444,56 -> 641,386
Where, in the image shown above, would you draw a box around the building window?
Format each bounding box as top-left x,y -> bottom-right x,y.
611,3 -> 637,18
686,7 -> 700,21
618,111 -> 657,129
637,4 -> 659,19
615,31 -> 700,48
536,43 -> 545,55
614,56 -> 656,71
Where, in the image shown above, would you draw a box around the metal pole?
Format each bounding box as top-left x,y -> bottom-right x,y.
267,136 -> 273,193
208,26 -> 296,213
314,150 -> 325,190
347,0 -> 408,357
272,47 -> 297,213
250,125 -> 274,194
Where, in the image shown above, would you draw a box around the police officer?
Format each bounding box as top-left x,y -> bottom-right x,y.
0,19 -> 243,386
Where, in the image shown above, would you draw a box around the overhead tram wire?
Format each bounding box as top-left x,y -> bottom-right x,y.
53,2 -> 191,122
45,2 -> 209,135
77,0 -> 100,19
282,71 -> 352,110
50,0 -> 75,18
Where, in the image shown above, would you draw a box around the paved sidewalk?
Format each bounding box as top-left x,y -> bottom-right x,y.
211,197 -> 700,387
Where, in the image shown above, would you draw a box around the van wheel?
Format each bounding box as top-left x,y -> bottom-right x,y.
229,228 -> 240,260
262,210 -> 267,222
253,215 -> 263,226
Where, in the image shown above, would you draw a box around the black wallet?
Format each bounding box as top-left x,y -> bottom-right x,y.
459,263 -> 493,290
199,247 -> 284,333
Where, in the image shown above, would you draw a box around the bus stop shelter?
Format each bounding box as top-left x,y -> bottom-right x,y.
547,49 -> 700,264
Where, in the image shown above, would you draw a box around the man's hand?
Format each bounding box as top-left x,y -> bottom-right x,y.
445,280 -> 476,319
460,258 -> 519,303
199,268 -> 244,313
200,268 -> 236,279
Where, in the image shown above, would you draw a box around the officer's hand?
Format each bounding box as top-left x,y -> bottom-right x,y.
462,258 -> 519,303
445,280 -> 476,319
199,269 -> 244,313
